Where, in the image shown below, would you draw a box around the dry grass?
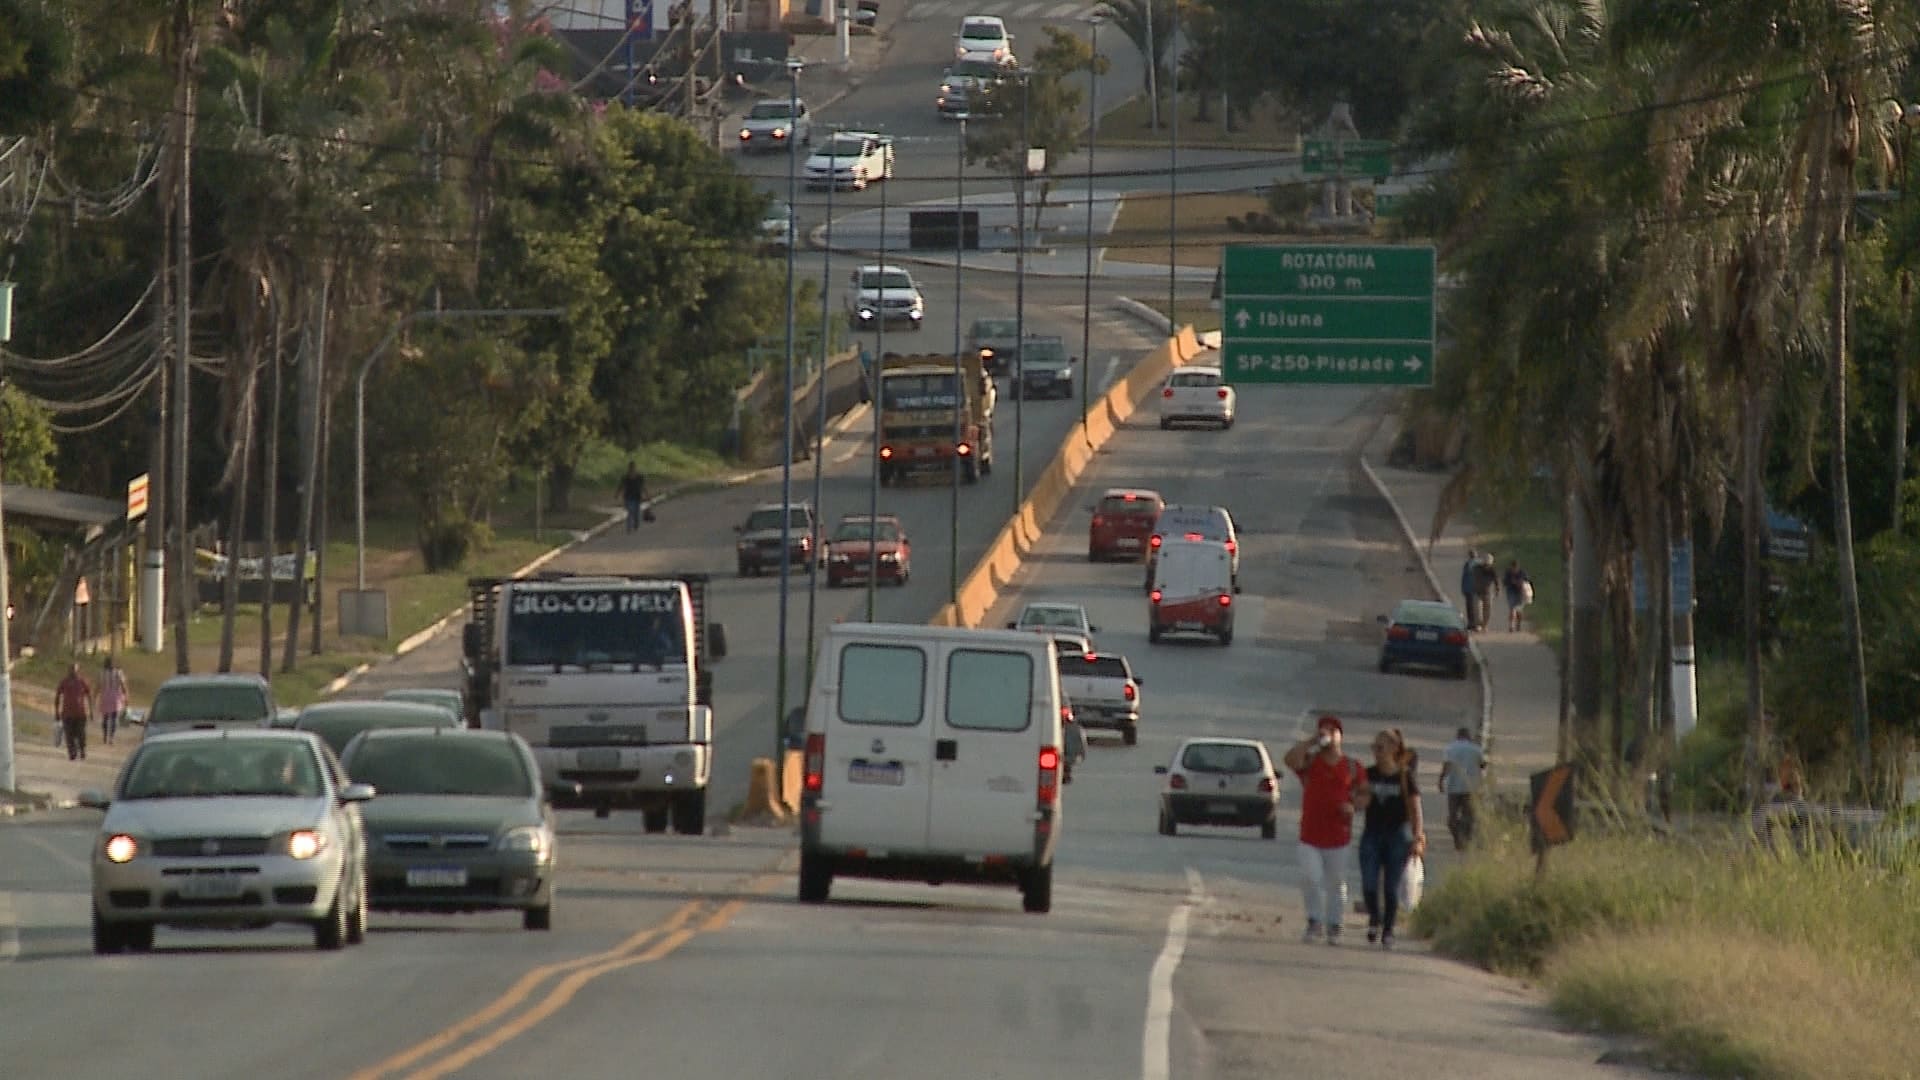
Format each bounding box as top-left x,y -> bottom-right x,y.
1105,191 -> 1277,267
1092,94 -> 1297,150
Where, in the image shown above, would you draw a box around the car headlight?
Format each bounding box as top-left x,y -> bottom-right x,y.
771,127 -> 788,139
738,128 -> 751,141
104,834 -> 139,863
858,308 -> 876,320
500,826 -> 550,856
879,553 -> 898,563
286,829 -> 328,860
737,539 -> 752,551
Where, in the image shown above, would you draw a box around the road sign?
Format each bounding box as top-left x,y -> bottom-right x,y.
1530,763 -> 1578,852
1220,244 -> 1436,386
126,473 -> 149,521
1301,137 -> 1392,180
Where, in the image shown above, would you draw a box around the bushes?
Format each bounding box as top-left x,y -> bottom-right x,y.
417,513 -> 493,573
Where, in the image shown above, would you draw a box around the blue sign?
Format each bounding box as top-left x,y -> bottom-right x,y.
1631,542 -> 1692,613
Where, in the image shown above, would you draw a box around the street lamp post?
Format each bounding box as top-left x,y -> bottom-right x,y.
776,57 -> 804,763
0,279 -> 16,791
805,123 -> 839,697
1082,12 -> 1105,443
1012,69 -> 1031,518
867,156 -> 888,622
951,114 -> 967,613
1167,0 -> 1179,321
353,306 -> 565,593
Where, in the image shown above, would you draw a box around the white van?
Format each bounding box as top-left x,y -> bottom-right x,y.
798,623 -> 1065,913
1148,538 -> 1236,645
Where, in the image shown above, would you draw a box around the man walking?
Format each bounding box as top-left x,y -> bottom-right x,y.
1471,552 -> 1500,632
617,461 -> 647,533
1460,548 -> 1479,629
1283,715 -> 1366,945
1438,726 -> 1487,851
55,662 -> 94,761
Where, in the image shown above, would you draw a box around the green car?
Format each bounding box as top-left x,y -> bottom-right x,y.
338,728 -> 559,930
381,687 -> 467,724
293,700 -> 460,757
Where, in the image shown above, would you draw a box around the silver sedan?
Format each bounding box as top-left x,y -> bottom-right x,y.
80,729 -> 374,954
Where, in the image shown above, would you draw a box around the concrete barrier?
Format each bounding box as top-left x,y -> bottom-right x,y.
930,328 -> 1197,630
779,748 -> 804,816
734,757 -> 789,826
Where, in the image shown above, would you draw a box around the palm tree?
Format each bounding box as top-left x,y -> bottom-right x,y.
1100,0 -> 1177,130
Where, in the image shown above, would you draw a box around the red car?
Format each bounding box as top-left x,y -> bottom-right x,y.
825,513 -> 911,587
1087,487 -> 1164,561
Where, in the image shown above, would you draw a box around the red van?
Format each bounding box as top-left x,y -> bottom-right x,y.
1087,488 -> 1164,561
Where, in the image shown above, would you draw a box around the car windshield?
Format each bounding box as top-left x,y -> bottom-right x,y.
858,270 -> 915,290
1171,370 -> 1221,387
1057,655 -> 1127,678
149,684 -> 269,725
121,739 -> 322,799
748,102 -> 796,119
1393,601 -> 1466,629
821,137 -> 871,158
1181,743 -> 1264,775
972,318 -> 1018,338
834,520 -> 900,542
297,707 -> 456,756
961,20 -> 1001,40
762,203 -> 790,221
746,508 -> 811,531
503,586 -> 689,669
1021,339 -> 1068,363
881,373 -> 959,410
1099,495 -> 1158,515
343,737 -> 534,798
1020,607 -> 1084,629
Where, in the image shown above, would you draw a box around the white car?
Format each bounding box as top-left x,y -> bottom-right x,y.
1159,365 -> 1236,429
1155,737 -> 1280,839
738,98 -> 812,153
955,14 -> 1013,64
1008,601 -> 1098,640
845,263 -> 926,330
805,132 -> 895,191
759,201 -> 794,250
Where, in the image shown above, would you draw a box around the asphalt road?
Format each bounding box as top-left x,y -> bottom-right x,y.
0,375 -> 1672,1080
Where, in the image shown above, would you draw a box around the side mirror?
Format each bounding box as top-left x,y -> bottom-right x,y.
461,622 -> 483,659
1376,614 -> 1389,624
1133,676 -> 1144,686
547,780 -> 584,802
339,783 -> 376,803
1089,625 -> 1100,633
1153,765 -> 1169,775
1006,621 -> 1017,629
78,789 -> 111,810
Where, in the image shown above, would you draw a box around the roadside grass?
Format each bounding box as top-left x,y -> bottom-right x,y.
1106,191 -> 1275,268
13,438 -> 736,711
1092,93 -> 1296,151
1413,820 -> 1920,1079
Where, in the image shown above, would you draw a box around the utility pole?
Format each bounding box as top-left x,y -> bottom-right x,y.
171,0 -> 197,676
1012,70 -> 1030,518
1166,0 -> 1179,320
866,156 -> 888,622
1082,11 -> 1105,445
774,57 -> 804,762
0,281 -> 16,791
951,114 -> 966,613
806,124 -> 838,697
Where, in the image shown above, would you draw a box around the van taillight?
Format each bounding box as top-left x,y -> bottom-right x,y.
957,442 -> 972,456
1225,540 -> 1237,554
1150,535 -> 1162,549
1183,532 -> 1203,541
1162,387 -> 1174,398
1037,747 -> 1060,806
1218,594 -> 1232,607
1150,589 -> 1162,604
804,732 -> 825,794
879,445 -> 894,460
1123,683 -> 1136,701
1217,388 -> 1230,400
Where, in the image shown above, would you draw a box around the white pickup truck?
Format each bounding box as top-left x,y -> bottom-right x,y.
1055,651 -> 1142,746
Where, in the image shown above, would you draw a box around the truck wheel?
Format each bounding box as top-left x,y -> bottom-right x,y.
798,848 -> 833,903
92,907 -> 126,955
672,789 -> 707,836
979,454 -> 992,476
523,894 -> 553,930
642,806 -> 670,834
1261,818 -> 1278,840
1020,863 -> 1054,914
1158,806 -> 1176,836
1219,627 -> 1234,646
1148,624 -> 1163,644
1123,725 -> 1138,747
736,560 -> 751,578
878,467 -> 893,488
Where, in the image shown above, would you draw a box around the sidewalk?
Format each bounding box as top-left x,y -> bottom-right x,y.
1358,414 -> 1563,799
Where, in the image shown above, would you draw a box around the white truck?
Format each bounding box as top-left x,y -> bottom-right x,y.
1054,651 -> 1143,746
461,573 -> 727,833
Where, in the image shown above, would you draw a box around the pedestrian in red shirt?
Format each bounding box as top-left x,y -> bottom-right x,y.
1283,714 -> 1366,945
54,662 -> 94,761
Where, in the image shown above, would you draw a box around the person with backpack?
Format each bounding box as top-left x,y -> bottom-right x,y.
1283,715 -> 1367,945
1357,728 -> 1426,949
54,662 -> 94,761
98,655 -> 130,746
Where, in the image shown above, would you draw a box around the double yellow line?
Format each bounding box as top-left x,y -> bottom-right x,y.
349,872 -> 781,1080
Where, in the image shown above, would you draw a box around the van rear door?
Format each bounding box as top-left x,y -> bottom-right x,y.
926,642 -> 1051,856
817,638 -> 936,853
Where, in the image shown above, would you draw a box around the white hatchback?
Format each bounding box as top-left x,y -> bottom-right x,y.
1155,737 -> 1280,838
1158,365 -> 1236,429
955,15 -> 1013,63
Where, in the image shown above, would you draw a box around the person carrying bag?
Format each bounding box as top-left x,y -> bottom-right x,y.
1356,728 -> 1426,949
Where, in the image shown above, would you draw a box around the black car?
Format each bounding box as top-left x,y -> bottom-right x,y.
1017,336 -> 1075,399
735,502 -> 819,577
1377,599 -> 1471,678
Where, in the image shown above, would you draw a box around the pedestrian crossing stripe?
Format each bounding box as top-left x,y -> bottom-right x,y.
906,1 -> 1100,21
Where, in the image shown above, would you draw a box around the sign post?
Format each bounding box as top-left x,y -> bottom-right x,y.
1219,244 -> 1437,386
1529,763 -> 1578,878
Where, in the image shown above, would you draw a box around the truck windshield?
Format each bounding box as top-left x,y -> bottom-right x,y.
504,589 -> 688,669
882,373 -> 958,410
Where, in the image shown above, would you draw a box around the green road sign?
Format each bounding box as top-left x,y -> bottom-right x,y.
1220,244 -> 1436,386
1301,137 -> 1393,179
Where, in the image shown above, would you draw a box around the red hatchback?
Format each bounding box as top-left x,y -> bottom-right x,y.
1088,488 -> 1164,561
825,513 -> 911,587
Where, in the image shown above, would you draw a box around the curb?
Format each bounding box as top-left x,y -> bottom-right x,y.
1354,425 -> 1496,752
1113,296 -> 1175,336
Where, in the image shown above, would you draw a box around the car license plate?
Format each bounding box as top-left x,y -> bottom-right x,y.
1177,621 -> 1204,631
1416,629 -> 1439,642
406,867 -> 468,889
914,446 -> 936,457
848,761 -> 905,786
578,748 -> 621,770
1207,801 -> 1238,814
1116,538 -> 1139,547
177,875 -> 246,900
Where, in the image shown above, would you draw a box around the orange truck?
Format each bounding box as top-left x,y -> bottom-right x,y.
874,352 -> 996,486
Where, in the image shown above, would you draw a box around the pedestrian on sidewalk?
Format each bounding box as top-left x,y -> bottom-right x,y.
1459,548 -> 1479,628
1283,715 -> 1366,946
1503,558 -> 1533,631
617,461 -> 648,533
1439,726 -> 1485,851
55,662 -> 94,761
98,655 -> 130,746
1471,552 -> 1500,632
1357,728 -> 1425,949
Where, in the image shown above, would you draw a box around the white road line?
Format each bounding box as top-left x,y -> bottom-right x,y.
1142,868 -> 1205,1080
1009,1 -> 1049,16
0,892 -> 18,963
1044,1 -> 1083,16
26,830 -> 90,874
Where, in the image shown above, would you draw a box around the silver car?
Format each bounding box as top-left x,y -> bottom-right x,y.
81,729 -> 373,954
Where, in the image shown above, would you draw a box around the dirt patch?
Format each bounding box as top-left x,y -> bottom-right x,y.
1107,192 -> 1272,268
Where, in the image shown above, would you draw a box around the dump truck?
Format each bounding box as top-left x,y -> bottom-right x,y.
875,351 -> 995,486
461,572 -> 727,833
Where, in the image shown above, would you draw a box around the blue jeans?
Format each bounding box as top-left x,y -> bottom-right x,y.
625,499 -> 642,532
1358,828 -> 1414,935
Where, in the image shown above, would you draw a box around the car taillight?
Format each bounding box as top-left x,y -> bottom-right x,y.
1162,388 -> 1174,398
1169,774 -> 1187,790
1150,535 -> 1162,549
1217,388 -> 1230,400
1258,777 -> 1276,793
1387,626 -> 1412,641
804,732 -> 825,794
1090,515 -> 1104,528
1037,746 -> 1060,806
879,445 -> 894,460
1225,540 -> 1237,554
1150,589 -> 1162,603
1443,630 -> 1468,646
1218,594 -> 1232,607
1122,494 -> 1137,501
1060,704 -> 1074,723
1123,683 -> 1136,701
957,442 -> 972,456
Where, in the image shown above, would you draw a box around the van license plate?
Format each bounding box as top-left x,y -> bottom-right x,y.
1207,801 -> 1237,814
848,761 -> 905,786
578,749 -> 621,769
406,867 -> 468,888
177,875 -> 246,900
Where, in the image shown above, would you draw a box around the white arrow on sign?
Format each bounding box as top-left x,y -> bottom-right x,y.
1403,356 -> 1424,372
1233,308 -> 1251,329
